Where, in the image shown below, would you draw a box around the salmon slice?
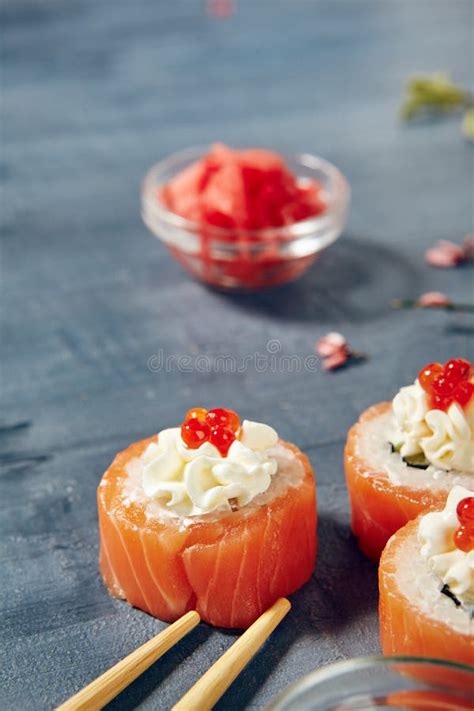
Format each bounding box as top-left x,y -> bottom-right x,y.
345,402 -> 452,561
379,517 -> 473,666
97,437 -> 317,628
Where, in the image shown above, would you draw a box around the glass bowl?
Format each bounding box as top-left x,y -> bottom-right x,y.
141,146 -> 350,289
266,656 -> 474,710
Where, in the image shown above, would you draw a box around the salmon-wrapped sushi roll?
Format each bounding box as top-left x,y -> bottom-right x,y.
98,407 -> 317,628
345,358 -> 474,560
379,486 -> 473,665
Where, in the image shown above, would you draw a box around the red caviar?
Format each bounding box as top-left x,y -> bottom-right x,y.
418,362 -> 444,391
185,407 -> 208,422
454,527 -> 474,552
209,426 -> 235,456
457,496 -> 474,524
181,418 -> 210,449
181,407 -> 240,456
418,358 -> 473,411
454,496 -> 474,553
205,408 -> 240,433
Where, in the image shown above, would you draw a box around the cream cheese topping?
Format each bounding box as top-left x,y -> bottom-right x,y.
392,380 -> 474,473
418,486 -> 474,603
141,420 -> 279,516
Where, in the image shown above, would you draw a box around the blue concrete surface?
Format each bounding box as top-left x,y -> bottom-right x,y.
1,1 -> 473,709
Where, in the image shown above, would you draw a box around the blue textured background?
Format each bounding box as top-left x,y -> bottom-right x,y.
1,1 -> 473,709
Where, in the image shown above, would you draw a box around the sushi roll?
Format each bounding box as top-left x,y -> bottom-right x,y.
379,486 -> 473,665
98,407 -> 317,628
345,358 -> 473,560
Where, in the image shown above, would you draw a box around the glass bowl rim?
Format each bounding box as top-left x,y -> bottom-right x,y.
141,144 -> 351,241
266,655 -> 474,710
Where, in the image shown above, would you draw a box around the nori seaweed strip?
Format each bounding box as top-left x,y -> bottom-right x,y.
389,442 -> 430,470
402,456 -> 429,470
440,583 -> 461,608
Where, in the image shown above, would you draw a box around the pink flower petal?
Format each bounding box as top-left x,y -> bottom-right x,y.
463,234 -> 474,261
316,331 -> 347,358
418,291 -> 451,307
207,0 -> 235,18
322,350 -> 349,371
436,240 -> 465,257
425,239 -> 464,268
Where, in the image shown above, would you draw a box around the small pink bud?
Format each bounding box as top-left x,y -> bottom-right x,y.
425,240 -> 464,268
322,350 -> 349,371
436,240 -> 464,256
418,291 -> 451,307
463,234 -> 474,261
207,0 -> 235,17
316,331 -> 348,358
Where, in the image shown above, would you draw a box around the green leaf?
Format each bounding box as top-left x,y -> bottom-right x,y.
462,108 -> 474,140
400,73 -> 470,121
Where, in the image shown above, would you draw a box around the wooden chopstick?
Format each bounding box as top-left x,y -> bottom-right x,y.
172,597 -> 291,711
56,610 -> 200,711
